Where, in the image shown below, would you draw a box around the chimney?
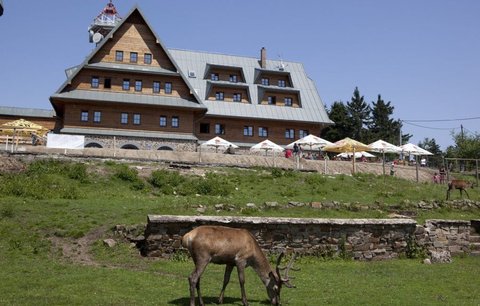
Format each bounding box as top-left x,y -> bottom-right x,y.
260,47 -> 267,69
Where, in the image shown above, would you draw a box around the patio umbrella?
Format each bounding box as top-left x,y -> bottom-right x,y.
336,151 -> 375,159
250,139 -> 284,156
1,119 -> 48,152
400,143 -> 433,156
323,137 -> 371,174
200,136 -> 238,153
368,140 -> 403,176
400,143 -> 433,182
286,134 -> 333,151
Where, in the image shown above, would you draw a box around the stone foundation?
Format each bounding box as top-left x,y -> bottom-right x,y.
85,135 -> 196,151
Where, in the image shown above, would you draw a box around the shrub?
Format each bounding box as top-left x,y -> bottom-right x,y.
149,170 -> 184,188
67,163 -> 88,182
114,165 -> 139,182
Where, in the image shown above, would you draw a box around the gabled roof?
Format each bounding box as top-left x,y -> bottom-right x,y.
51,5 -> 205,110
169,49 -> 333,124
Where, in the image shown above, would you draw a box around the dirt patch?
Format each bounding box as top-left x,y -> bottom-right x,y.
0,154 -> 26,172
49,227 -> 108,267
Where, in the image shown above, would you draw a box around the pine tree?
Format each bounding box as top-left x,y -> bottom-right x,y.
369,95 -> 401,144
321,101 -> 351,142
346,87 -> 371,142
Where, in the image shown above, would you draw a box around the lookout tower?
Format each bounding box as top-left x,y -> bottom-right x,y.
88,0 -> 122,44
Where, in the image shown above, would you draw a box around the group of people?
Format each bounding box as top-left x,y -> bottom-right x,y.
433,167 -> 446,184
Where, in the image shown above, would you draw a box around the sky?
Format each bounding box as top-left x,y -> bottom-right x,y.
1,0 -> 479,150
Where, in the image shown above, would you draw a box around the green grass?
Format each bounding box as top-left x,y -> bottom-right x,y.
0,159 -> 479,305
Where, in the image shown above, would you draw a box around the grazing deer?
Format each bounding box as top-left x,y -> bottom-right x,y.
446,179 -> 473,200
181,225 -> 298,306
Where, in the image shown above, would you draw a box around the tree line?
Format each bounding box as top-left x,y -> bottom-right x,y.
321,87 -> 480,167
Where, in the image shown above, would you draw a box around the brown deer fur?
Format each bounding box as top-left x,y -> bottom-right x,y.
181,225 -> 295,306
446,179 -> 473,200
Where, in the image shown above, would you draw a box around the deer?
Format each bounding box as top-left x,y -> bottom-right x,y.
181,225 -> 298,306
446,179 -> 474,200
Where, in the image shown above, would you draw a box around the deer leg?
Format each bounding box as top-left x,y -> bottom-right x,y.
463,188 -> 470,199
218,264 -> 234,304
189,261 -> 208,306
236,264 -> 249,306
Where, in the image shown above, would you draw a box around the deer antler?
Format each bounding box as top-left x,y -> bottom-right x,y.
275,252 -> 299,288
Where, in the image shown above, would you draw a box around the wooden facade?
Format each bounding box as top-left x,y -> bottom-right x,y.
46,5 -> 331,150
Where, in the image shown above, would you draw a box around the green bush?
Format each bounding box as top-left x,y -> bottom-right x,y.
149,170 -> 184,189
114,165 -> 139,182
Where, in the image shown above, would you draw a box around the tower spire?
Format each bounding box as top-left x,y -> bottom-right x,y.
88,1 -> 122,44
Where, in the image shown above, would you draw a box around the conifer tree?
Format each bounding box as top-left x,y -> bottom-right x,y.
346,87 -> 371,142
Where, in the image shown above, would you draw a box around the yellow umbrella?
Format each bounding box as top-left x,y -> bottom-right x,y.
323,137 -> 371,174
1,119 -> 47,135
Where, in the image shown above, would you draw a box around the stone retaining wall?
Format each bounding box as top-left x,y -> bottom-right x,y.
144,215 -> 479,260
144,215 -> 418,260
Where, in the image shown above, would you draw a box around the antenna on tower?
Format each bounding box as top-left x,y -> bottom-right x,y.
88,0 -> 122,44
276,54 -> 288,71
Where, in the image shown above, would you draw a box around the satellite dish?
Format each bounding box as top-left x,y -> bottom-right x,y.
92,33 -> 104,44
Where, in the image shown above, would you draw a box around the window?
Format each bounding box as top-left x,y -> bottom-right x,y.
122,79 -> 130,91
215,92 -> 224,101
211,73 -> 219,81
200,123 -> 210,134
121,113 -> 128,124
299,129 -> 309,138
285,129 -> 295,139
135,80 -> 142,92
284,97 -> 292,106
130,52 -> 138,63
81,111 -> 88,122
93,111 -> 101,123
104,78 -> 111,89
91,76 -> 99,88
268,96 -> 276,105
159,116 -> 167,127
165,82 -> 172,94
244,126 -> 253,136
259,127 -> 268,138
115,50 -> 123,62
144,53 -> 152,64
215,123 -> 225,135
229,74 -> 238,83
261,78 -> 269,85
278,79 -> 286,87
233,93 -> 242,102
133,113 -> 141,125
172,116 -> 179,128
153,81 -> 160,93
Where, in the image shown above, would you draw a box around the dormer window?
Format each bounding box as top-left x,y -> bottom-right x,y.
211,73 -> 219,81
284,97 -> 292,106
261,78 -> 270,86
268,96 -> 276,105
229,74 -> 238,83
233,93 -> 242,102
278,80 -> 286,87
215,91 -> 224,101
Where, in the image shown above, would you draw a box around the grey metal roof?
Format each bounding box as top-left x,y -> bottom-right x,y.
0,106 -> 55,118
61,127 -> 198,141
51,90 -> 206,110
169,49 -> 333,125
85,62 -> 180,76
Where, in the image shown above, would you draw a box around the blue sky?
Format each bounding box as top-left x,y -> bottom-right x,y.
1,0 -> 479,149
